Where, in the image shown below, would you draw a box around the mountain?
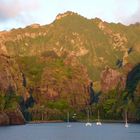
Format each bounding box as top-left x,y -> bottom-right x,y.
0,11 -> 140,124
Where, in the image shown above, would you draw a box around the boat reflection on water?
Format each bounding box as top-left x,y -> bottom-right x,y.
125,110 -> 129,128
67,112 -> 71,128
96,110 -> 102,126
85,110 -> 92,127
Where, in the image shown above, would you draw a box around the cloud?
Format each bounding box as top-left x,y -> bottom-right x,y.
125,1 -> 140,24
0,0 -> 39,21
112,0 -> 139,24
113,0 -> 140,25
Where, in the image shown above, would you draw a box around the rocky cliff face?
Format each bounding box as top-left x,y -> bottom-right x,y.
0,55 -> 21,93
0,53 -> 30,99
39,60 -> 90,108
0,54 -> 28,125
0,112 -> 9,125
101,67 -> 126,93
0,110 -> 25,126
5,109 -> 25,125
26,52 -> 91,109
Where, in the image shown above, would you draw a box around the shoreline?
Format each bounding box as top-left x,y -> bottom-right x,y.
27,120 -> 139,124
1,120 -> 139,126
28,120 -> 64,124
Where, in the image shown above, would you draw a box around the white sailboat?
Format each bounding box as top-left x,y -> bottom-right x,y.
67,112 -> 71,128
85,110 -> 92,126
125,110 -> 129,128
96,110 -> 102,126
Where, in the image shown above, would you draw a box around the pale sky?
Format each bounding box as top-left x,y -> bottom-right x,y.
0,0 -> 140,31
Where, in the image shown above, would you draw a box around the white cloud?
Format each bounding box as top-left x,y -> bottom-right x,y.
124,0 -> 140,24
0,0 -> 40,21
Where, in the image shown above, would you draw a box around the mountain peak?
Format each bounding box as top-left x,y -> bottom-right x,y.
92,17 -> 103,24
56,11 -> 77,20
28,24 -> 40,28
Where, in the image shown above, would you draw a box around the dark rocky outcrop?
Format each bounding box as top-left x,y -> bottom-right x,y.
6,109 -> 25,125
126,63 -> 140,95
0,110 -> 25,125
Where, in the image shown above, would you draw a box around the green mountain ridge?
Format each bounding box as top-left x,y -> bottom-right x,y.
1,11 -> 140,81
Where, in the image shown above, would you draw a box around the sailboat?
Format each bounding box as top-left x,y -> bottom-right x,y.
67,112 -> 71,128
85,110 -> 92,126
96,110 -> 102,126
125,110 -> 129,128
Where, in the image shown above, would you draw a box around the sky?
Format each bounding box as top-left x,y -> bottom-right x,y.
0,0 -> 140,31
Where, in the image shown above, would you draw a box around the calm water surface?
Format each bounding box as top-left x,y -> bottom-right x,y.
0,123 -> 140,140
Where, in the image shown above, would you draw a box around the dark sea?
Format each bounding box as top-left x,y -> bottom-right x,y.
0,123 -> 140,140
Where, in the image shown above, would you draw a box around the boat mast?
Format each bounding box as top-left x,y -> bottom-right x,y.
98,110 -> 100,122
67,112 -> 69,123
125,110 -> 127,124
87,110 -> 90,122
